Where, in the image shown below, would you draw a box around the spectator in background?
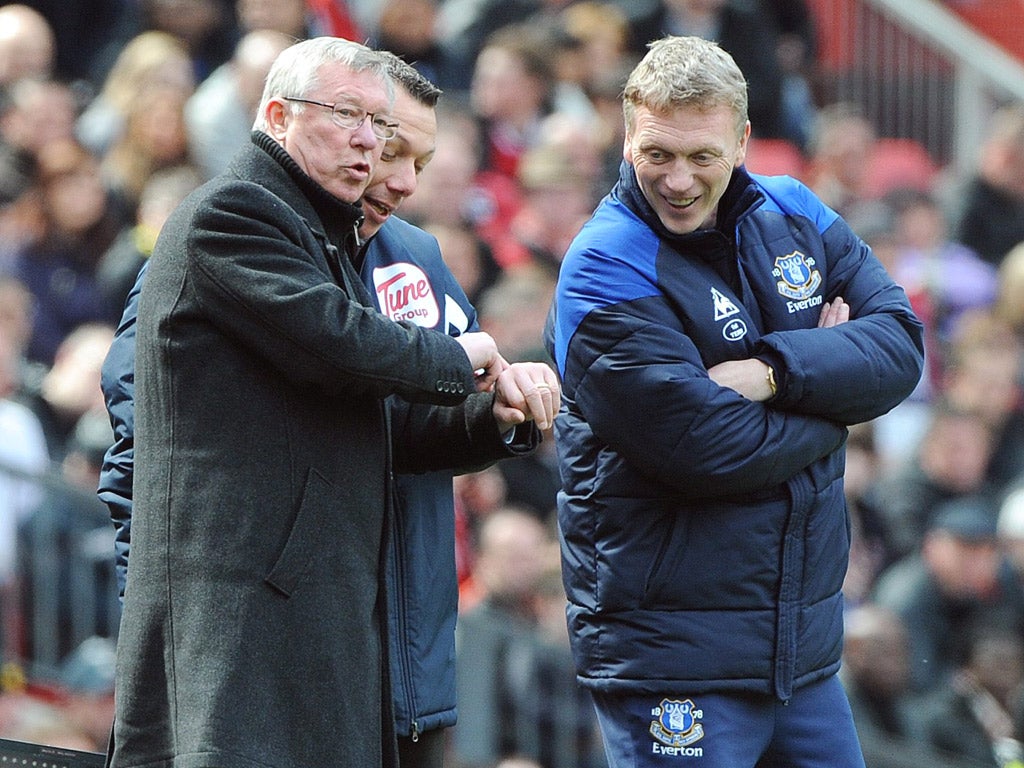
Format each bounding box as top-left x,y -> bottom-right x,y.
100,84 -> 193,216
842,422 -> 894,606
841,605 -> 919,755
186,29 -> 293,180
137,0 -> 236,82
437,0 -> 576,92
871,496 -> 1024,695
12,139 -> 124,365
941,311 -> 1024,494
427,220 -> 502,306
953,102 -> 1024,267
402,98 -> 523,257
0,78 -> 79,165
17,408 -> 116,665
921,621 -> 1024,767
559,2 -> 632,100
868,400 -> 999,561
0,327 -> 49,663
0,147 -> 41,274
763,0 -> 819,151
372,0 -> 454,91
0,276 -> 41,397
469,24 -> 556,184
453,506 -> 563,765
474,267 -> 561,518
20,322 -> 113,462
477,267 -> 555,365
76,30 -> 195,159
315,0 -> 368,40
840,604 -> 974,768
234,0 -> 310,39
0,4 -> 55,85
996,241 -> 1024,337
453,463 -> 510,594
585,60 -> 634,192
233,0 -> 365,49
492,139 -> 597,276
626,0 -> 789,141
95,164 -> 203,312
887,188 -> 998,397
13,0 -> 139,91
54,635 -> 118,751
547,2 -> 632,125
805,101 -> 883,220
999,486 -> 1024,590
0,692 -> 100,752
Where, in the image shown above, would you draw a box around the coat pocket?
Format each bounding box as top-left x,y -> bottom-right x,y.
264,467 -> 330,597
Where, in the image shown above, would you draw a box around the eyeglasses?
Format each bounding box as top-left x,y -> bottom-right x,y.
282,96 -> 398,140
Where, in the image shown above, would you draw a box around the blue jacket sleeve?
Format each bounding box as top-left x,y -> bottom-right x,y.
566,295 -> 847,499
757,217 -> 925,425
96,260 -> 147,600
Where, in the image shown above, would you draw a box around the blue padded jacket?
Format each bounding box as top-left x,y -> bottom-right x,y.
549,162 -> 924,701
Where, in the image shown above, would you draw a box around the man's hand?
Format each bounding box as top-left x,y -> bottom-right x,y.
818,296 -> 849,328
455,332 -> 508,391
492,362 -> 561,433
708,296 -> 851,401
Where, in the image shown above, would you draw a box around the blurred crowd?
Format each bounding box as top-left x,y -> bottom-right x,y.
2,0 -> 1024,767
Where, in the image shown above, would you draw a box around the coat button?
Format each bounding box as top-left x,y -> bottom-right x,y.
435,380 -> 444,391
456,383 -> 465,394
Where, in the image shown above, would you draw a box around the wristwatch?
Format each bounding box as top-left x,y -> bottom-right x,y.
765,364 -> 778,398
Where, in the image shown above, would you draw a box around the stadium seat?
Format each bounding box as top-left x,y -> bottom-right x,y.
744,137 -> 808,179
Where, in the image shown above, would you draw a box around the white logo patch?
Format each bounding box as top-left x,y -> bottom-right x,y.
723,319 -> 748,341
372,262 -> 440,327
712,287 -> 740,321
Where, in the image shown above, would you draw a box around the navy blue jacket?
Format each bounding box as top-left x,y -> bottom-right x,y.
359,216 -> 480,737
549,162 -> 924,700
99,214 -> 493,739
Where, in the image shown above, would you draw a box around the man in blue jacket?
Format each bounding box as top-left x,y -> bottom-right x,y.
98,51 -> 556,767
548,36 -> 924,768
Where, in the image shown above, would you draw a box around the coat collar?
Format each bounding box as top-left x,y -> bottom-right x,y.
241,131 -> 366,259
613,159 -> 763,260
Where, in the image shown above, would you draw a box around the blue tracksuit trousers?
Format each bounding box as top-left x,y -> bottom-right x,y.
590,674 -> 866,768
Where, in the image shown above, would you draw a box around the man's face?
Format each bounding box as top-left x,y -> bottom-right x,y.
360,87 -> 437,238
267,62 -> 391,204
624,102 -> 748,235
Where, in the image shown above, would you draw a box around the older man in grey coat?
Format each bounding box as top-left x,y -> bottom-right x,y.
109,37 -> 558,768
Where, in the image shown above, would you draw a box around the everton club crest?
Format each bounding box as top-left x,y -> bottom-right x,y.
774,251 -> 821,302
649,698 -> 705,749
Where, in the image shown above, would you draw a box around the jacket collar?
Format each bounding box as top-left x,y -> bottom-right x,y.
246,131 -> 366,259
614,159 -> 763,259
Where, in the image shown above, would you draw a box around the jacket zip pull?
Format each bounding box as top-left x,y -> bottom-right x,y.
410,721 -> 419,743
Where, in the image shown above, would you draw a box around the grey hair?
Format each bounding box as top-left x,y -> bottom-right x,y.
622,36 -> 748,138
252,37 -> 394,130
378,50 -> 442,108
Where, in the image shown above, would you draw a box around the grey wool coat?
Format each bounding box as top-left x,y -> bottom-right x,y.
109,133 -> 530,768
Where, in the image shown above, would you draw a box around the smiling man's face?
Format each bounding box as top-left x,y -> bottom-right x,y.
624,102 -> 748,235
359,87 -> 437,238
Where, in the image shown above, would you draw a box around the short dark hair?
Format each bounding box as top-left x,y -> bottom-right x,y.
378,50 -> 442,108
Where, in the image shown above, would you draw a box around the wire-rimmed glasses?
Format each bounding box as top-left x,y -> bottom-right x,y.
282,96 -> 398,140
